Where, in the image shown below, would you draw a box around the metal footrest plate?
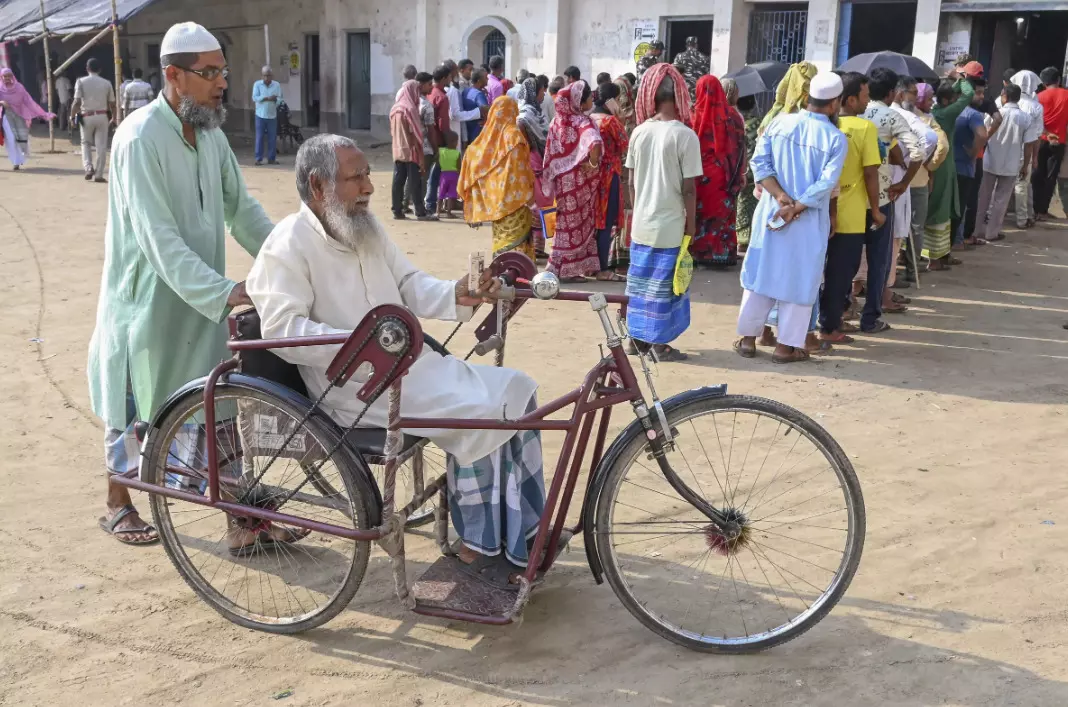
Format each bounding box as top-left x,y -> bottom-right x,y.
412,556 -> 518,619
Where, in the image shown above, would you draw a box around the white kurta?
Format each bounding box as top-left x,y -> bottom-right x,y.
245,205 -> 538,464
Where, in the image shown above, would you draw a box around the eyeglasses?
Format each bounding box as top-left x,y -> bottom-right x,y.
177,65 -> 229,81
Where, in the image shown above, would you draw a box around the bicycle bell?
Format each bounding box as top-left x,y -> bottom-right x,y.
530,271 -> 560,300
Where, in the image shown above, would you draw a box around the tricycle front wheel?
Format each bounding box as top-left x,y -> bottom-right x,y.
592,393 -> 865,653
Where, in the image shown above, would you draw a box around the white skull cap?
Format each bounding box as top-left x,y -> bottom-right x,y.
160,22 -> 221,58
809,72 -> 843,101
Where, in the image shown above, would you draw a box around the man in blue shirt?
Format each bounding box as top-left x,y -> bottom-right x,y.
461,69 -> 490,145
952,77 -> 1000,246
252,65 -> 283,165
736,72 -> 847,363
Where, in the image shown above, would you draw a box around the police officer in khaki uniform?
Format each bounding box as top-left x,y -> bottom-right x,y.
70,57 -> 116,182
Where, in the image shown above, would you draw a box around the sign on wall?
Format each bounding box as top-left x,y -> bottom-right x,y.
936,30 -> 970,73
631,19 -> 658,64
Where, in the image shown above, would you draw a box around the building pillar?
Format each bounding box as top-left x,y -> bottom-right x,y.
541,0 -> 571,76
804,0 -> 840,72
416,0 -> 440,71
912,0 -> 942,71
710,0 -> 751,75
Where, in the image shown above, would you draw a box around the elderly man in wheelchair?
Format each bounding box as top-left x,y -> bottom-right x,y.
244,134 -> 546,589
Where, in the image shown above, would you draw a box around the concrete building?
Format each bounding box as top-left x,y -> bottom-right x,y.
5,0 -> 1068,139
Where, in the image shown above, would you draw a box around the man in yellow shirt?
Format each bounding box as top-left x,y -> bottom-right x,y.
819,72 -> 883,342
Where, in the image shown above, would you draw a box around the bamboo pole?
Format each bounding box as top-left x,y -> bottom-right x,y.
52,25 -> 112,76
39,0 -> 55,152
111,0 -> 121,125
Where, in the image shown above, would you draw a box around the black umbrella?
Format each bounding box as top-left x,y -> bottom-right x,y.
721,61 -> 790,97
836,51 -> 938,82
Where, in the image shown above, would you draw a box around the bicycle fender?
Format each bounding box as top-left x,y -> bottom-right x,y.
145,374 -> 383,526
581,385 -> 727,585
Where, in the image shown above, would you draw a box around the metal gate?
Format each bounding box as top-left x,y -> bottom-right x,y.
483,30 -> 506,63
746,5 -> 807,112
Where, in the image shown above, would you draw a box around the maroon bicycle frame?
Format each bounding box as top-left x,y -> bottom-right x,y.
110,291 -> 637,587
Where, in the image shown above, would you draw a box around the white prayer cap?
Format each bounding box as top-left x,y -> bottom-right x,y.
809,72 -> 843,101
160,22 -> 221,58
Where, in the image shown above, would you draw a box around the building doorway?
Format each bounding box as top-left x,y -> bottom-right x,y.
972,12 -> 1068,86
304,33 -> 320,128
842,1 -> 916,58
665,18 -> 714,65
483,29 -> 506,64
346,31 -> 370,131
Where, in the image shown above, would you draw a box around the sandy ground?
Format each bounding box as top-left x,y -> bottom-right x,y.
2,133 -> 1068,707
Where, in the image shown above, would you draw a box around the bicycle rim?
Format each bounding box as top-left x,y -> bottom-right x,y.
148,388 -> 372,632
597,395 -> 864,652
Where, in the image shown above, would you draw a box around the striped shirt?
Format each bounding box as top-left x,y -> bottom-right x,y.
123,80 -> 154,113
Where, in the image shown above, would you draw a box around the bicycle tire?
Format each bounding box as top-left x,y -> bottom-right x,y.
592,392 -> 865,653
145,382 -> 378,634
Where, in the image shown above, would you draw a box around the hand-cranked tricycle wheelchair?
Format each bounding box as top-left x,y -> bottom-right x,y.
110,252 -> 864,653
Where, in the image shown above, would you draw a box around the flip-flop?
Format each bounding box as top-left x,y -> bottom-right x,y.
891,293 -> 911,305
772,348 -> 811,364
861,320 -> 892,334
806,340 -> 834,355
229,527 -> 312,557
455,551 -> 521,592
839,322 -> 860,333
596,272 -> 627,282
99,504 -> 159,546
652,345 -> 689,362
820,333 -> 855,344
733,338 -> 757,358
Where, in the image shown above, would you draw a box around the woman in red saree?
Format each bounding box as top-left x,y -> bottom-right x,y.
543,80 -> 603,282
689,74 -> 746,267
589,82 -> 629,281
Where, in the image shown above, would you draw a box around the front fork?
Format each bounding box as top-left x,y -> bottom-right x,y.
589,294 -> 736,536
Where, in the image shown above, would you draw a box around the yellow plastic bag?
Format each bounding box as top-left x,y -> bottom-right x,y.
672,235 -> 694,296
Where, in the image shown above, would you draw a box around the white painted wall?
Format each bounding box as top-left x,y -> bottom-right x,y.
125,0 -> 320,128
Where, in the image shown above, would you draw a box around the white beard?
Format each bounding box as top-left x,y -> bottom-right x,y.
322,191 -> 385,261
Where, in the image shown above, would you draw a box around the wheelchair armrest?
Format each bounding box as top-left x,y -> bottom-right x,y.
424,334 -> 449,357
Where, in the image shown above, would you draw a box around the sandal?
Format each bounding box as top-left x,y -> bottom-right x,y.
948,257 -> 963,266
891,293 -> 911,305
652,345 -> 688,362
595,272 -> 627,283
733,337 -> 757,358
861,320 -> 892,334
99,504 -> 159,546
229,527 -> 312,557
806,340 -> 834,355
772,347 -> 810,364
820,332 -> 854,344
455,550 -> 521,592
839,321 -> 860,333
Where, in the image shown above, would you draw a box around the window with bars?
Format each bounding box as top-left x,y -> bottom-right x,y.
746,6 -> 808,112
483,29 -> 506,64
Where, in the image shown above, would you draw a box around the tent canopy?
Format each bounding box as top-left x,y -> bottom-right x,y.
0,0 -> 160,40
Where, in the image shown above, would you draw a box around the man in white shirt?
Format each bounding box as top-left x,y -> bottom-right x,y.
246,134 -> 546,586
70,57 -> 116,182
1000,70 -> 1044,227
55,72 -> 72,131
443,60 -> 485,147
624,65 -> 702,361
121,68 -> 154,119
973,84 -> 1032,242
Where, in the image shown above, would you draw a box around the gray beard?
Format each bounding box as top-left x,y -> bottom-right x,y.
322,192 -> 384,260
177,95 -> 227,129
900,100 -> 916,112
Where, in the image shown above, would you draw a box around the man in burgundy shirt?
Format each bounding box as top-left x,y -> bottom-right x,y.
1033,66 -> 1068,218
486,55 -> 505,103
425,64 -> 452,214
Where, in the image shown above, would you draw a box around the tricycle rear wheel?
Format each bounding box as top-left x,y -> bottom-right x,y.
145,383 -> 378,633
592,393 -> 864,653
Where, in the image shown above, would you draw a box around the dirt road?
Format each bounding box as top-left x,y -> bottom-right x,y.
2,136 -> 1067,706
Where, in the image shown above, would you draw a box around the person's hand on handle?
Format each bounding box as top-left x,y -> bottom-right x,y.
455,269 -> 501,306
227,281 -> 254,309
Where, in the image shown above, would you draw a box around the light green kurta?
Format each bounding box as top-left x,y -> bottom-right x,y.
87,94 -> 272,429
